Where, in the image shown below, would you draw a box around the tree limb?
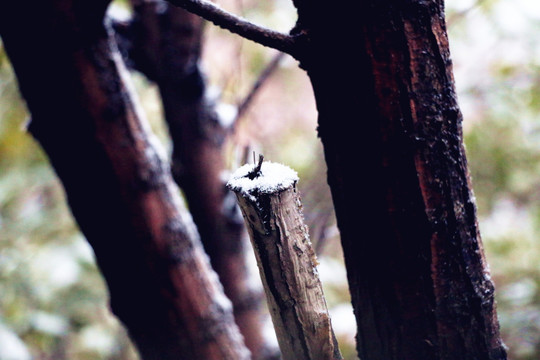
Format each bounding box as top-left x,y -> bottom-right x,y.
125,2 -> 280,358
165,0 -> 301,57
0,2 -> 250,359
235,52 -> 286,124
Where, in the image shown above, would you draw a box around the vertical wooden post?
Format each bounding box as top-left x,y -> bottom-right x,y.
228,158 -> 342,360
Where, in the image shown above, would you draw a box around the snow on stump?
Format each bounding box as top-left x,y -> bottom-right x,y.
227,156 -> 342,360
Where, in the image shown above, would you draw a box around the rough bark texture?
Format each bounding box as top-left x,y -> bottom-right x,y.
0,1 -> 249,359
229,165 -> 342,360
290,1 -> 507,360
121,2 -> 275,358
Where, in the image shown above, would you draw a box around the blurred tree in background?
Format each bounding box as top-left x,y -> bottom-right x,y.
0,0 -> 538,359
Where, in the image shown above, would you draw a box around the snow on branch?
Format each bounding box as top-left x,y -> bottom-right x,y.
227,158 -> 343,359
165,0 -> 300,56
227,159 -> 299,200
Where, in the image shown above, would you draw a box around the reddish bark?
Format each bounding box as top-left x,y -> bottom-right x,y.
124,2 -> 276,358
289,1 -> 508,359
0,1 -> 249,359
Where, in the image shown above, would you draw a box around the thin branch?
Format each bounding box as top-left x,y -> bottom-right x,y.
235,51 -> 286,123
165,0 -> 300,56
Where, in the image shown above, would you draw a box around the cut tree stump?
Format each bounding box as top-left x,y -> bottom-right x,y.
227,157 -> 343,360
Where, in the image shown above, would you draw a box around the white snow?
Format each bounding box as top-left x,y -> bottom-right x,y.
106,2 -> 132,22
227,161 -> 299,198
215,103 -> 238,129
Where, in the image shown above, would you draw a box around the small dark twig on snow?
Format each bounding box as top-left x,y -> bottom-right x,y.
247,153 -> 264,180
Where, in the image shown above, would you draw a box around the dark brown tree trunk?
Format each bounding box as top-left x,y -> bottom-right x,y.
0,1 -> 249,359
290,1 -> 508,359
122,2 -> 275,358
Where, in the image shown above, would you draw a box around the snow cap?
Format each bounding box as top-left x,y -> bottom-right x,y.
227,161 -> 299,197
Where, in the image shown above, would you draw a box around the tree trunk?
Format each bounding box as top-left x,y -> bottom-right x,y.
291,1 -> 508,359
0,1 -> 249,359
123,2 -> 274,357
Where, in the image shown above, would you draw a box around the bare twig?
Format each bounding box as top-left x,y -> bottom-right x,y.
247,153 -> 264,180
235,52 -> 286,123
165,0 -> 300,56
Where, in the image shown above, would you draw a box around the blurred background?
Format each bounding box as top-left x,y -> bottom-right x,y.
1,0 -> 540,359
